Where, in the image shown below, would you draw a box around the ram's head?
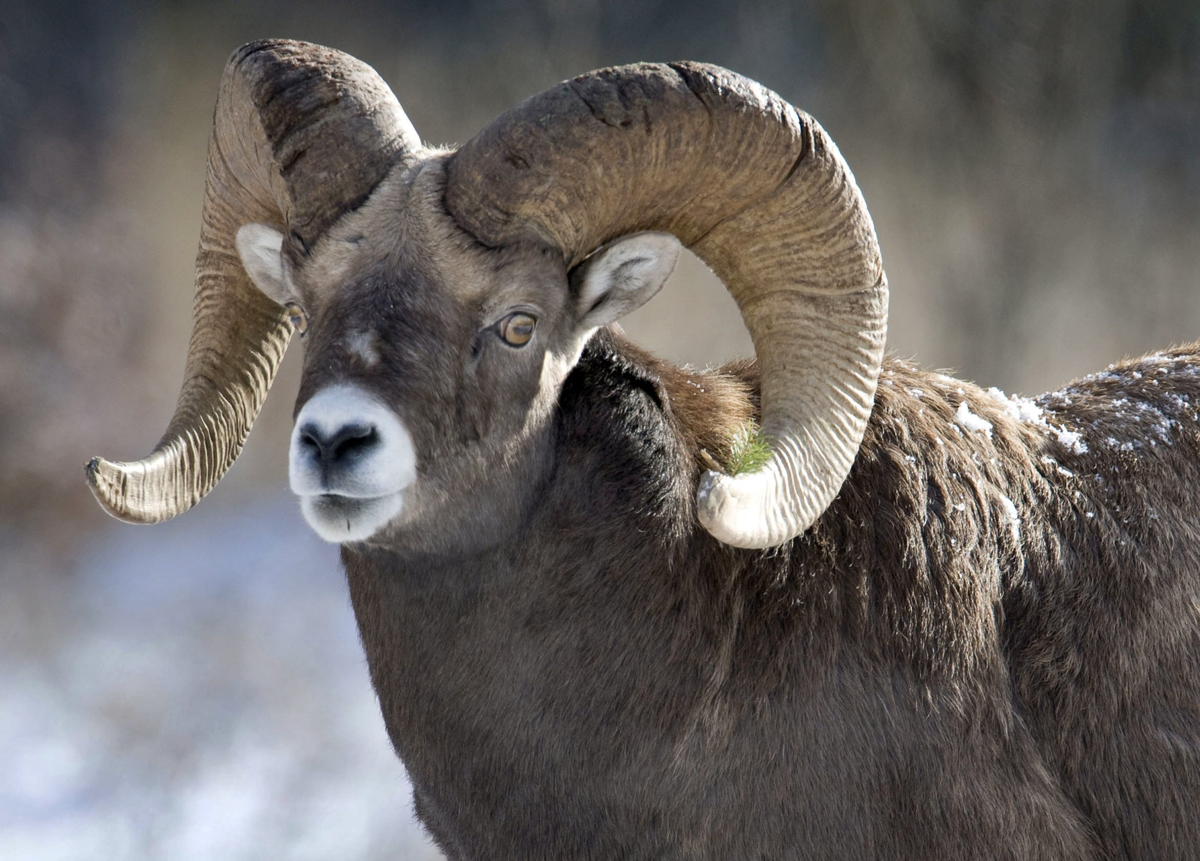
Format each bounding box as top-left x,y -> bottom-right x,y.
86,40 -> 887,550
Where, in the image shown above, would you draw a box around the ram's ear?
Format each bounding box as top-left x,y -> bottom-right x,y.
235,223 -> 290,305
570,232 -> 681,330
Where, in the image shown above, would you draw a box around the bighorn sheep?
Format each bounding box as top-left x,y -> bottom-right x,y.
87,41 -> 1200,859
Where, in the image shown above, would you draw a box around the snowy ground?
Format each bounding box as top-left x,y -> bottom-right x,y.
1,494 -> 443,860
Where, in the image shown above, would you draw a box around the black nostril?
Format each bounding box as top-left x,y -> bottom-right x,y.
300,426 -> 322,452
299,422 -> 378,467
329,424 -> 377,461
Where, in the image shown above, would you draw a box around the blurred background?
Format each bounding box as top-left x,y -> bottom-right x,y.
2,0 -> 1197,857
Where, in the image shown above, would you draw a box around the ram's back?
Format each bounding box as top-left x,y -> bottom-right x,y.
833,344 -> 1200,856
626,336 -> 1200,856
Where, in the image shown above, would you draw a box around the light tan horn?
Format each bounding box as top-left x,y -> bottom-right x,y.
86,40 -> 421,523
446,62 -> 887,548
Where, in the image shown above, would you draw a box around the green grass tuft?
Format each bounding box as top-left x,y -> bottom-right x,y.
725,423 -> 772,476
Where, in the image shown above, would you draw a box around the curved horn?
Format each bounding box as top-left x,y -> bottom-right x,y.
445,62 -> 887,549
87,40 -> 421,523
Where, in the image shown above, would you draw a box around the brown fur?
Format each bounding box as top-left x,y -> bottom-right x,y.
339,326 -> 1200,860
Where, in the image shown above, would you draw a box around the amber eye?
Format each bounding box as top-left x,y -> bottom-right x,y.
285,303 -> 308,336
498,312 -> 536,347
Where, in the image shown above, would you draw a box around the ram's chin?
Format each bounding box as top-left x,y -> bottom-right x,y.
300,492 -> 404,543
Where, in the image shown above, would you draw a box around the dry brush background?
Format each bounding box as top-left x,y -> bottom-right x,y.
1,1 -> 1197,857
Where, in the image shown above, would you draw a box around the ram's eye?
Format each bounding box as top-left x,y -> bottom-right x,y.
498,312 -> 536,347
285,303 -> 309,336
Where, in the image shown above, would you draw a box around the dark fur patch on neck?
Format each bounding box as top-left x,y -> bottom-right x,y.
587,327 -> 760,474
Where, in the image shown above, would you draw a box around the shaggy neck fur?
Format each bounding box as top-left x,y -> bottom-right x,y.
343,329 -> 1200,860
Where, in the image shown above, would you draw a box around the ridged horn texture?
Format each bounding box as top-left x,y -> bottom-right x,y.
446,62 -> 888,549
87,40 -> 420,524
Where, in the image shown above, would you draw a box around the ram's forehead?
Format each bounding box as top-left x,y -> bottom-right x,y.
296,156 -> 545,306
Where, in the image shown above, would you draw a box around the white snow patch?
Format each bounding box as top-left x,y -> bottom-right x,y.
1080,369 -> 1121,384
1052,426 -> 1088,454
987,387 -> 1044,424
998,495 -> 1020,542
986,386 -> 1087,453
955,402 -> 993,436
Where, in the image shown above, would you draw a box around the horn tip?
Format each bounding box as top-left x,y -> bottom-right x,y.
696,467 -> 807,550
85,456 -> 159,525
84,456 -> 113,498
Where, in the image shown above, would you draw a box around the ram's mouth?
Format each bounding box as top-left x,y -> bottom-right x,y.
299,491 -> 405,544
